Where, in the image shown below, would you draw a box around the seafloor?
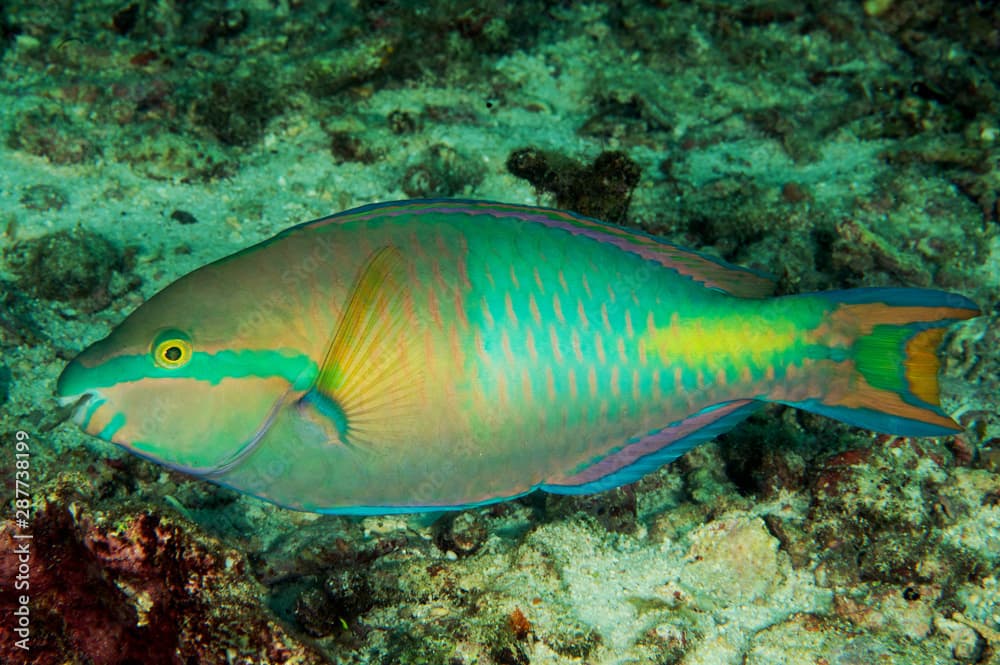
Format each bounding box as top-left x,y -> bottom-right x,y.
1,1 -> 998,664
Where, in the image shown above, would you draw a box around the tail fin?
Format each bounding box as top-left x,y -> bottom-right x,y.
786,288 -> 979,436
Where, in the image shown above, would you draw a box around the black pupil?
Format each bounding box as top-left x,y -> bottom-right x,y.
164,345 -> 182,362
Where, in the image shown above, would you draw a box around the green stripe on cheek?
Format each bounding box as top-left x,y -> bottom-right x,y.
99,413 -> 126,440
78,349 -> 317,389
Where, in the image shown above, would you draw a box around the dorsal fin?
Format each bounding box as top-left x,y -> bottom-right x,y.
302,245 -> 424,448
641,242 -> 776,297
283,199 -> 777,297
390,200 -> 779,298
461,200 -> 778,297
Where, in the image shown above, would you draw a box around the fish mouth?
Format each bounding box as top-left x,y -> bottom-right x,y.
56,391 -> 100,428
57,391 -> 90,408
57,356 -> 103,428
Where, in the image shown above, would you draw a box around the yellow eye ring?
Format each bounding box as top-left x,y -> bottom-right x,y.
152,331 -> 193,369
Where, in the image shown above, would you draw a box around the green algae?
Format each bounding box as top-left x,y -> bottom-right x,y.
302,36 -> 397,98
402,143 -> 485,198
7,105 -> 101,165
3,228 -> 127,310
194,71 -> 283,148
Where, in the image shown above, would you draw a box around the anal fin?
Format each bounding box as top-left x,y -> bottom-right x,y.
541,400 -> 761,494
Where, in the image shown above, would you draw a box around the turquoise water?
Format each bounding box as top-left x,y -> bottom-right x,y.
0,1 -> 997,663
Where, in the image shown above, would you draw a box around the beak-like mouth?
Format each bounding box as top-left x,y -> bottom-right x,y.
56,391 -> 101,429
57,356 -> 101,427
57,392 -> 90,408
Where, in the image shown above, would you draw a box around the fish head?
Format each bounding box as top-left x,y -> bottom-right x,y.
56,266 -> 308,476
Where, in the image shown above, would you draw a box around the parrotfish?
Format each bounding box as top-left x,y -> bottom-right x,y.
57,200 -> 979,514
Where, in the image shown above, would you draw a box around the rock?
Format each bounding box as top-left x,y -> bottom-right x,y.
434,510 -> 488,556
678,513 -> 782,607
506,148 -> 641,223
934,615 -> 983,662
3,228 -> 125,311
0,500 -> 325,665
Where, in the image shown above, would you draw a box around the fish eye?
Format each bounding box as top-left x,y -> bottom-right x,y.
151,329 -> 193,369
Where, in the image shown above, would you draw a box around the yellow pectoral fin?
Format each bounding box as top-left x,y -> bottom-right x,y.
310,245 -> 425,448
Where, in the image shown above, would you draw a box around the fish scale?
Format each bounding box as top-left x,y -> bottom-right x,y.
56,200 -> 980,514
465,220 -> 660,457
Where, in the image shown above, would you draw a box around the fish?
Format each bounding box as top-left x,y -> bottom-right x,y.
56,199 -> 980,514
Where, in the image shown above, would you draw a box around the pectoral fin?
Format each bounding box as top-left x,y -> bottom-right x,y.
300,245 -> 424,448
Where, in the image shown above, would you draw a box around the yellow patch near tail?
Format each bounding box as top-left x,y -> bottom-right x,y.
644,312 -> 797,371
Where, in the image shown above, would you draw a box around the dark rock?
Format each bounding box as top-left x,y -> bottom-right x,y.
0,282 -> 45,345
3,228 -> 124,310
388,109 -> 418,134
329,131 -> 376,164
19,184 -> 68,211
195,75 -> 281,147
506,148 -> 641,223
0,501 -> 325,665
544,486 -> 638,534
7,105 -> 100,165
0,365 -> 9,406
169,209 -> 198,225
111,3 -> 139,35
434,511 -> 488,556
401,144 -> 484,198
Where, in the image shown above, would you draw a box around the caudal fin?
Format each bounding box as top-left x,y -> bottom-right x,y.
787,287 -> 979,436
